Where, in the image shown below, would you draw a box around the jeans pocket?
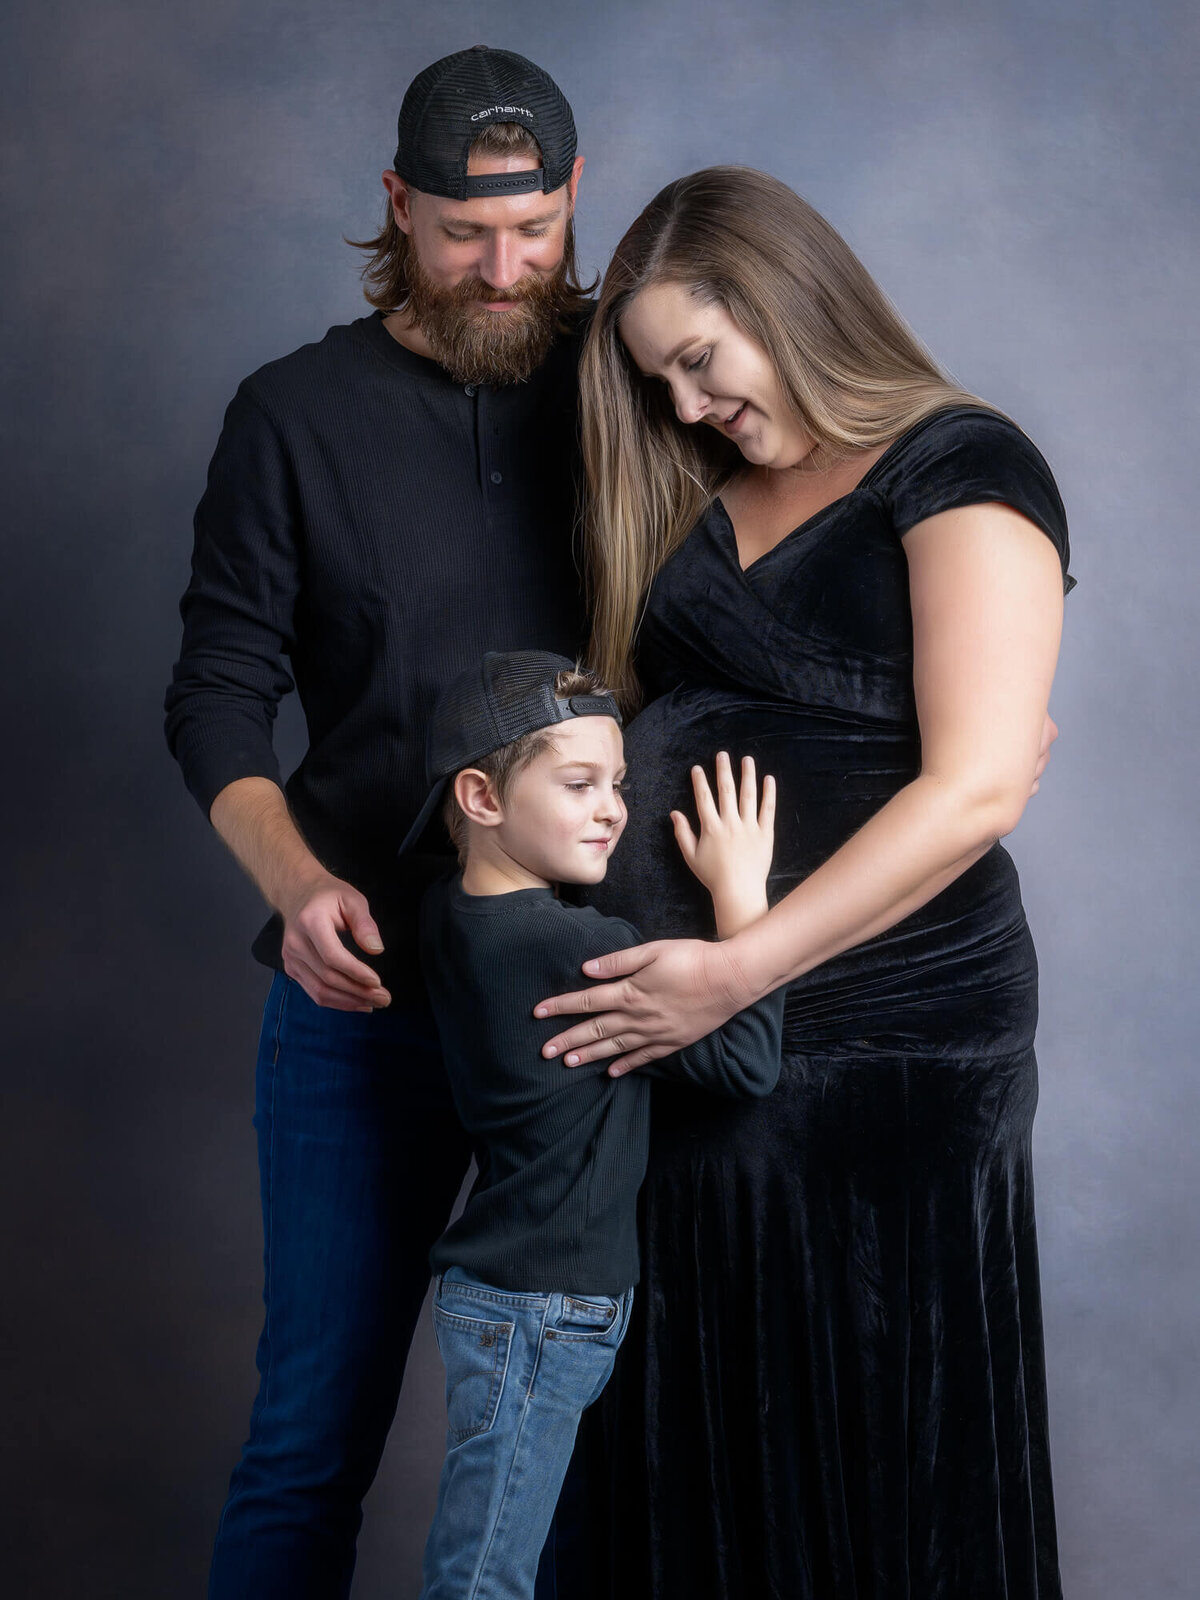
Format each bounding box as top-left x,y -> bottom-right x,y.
432,1305 -> 514,1445
551,1293 -> 621,1340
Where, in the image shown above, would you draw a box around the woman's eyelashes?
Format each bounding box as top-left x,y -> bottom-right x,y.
655,349 -> 710,383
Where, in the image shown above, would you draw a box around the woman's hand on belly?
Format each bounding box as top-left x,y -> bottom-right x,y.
534,937 -> 756,1076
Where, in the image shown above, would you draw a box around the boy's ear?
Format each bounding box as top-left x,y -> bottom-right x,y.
455,768 -> 504,828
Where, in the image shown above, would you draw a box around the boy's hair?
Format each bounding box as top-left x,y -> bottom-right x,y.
443,664 -> 613,864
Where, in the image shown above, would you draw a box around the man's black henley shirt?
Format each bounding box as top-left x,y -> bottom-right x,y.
165,310 -> 589,999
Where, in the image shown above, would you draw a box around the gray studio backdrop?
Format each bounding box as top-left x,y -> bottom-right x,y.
3,1 -> 1196,1595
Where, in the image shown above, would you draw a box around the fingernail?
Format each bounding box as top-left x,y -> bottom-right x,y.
566,1053 -> 579,1066
534,1007 -> 547,1018
545,1044 -> 558,1056
583,960 -> 599,974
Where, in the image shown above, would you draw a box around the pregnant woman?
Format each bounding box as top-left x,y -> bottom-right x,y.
538,167 -> 1074,1599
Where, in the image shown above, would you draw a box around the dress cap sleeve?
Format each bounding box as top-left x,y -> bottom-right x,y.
881,407 -> 1075,595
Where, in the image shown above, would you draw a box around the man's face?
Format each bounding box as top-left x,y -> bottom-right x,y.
383,150 -> 585,384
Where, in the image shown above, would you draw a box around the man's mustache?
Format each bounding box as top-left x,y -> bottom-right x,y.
443,274 -> 556,310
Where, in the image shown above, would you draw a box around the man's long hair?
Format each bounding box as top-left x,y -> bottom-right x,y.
580,166 -> 989,704
349,122 -> 594,317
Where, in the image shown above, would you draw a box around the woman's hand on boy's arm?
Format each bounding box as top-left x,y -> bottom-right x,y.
534,935 -> 755,1076
671,751 -> 776,938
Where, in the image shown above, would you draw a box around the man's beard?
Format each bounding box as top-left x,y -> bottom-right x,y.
403,250 -> 570,386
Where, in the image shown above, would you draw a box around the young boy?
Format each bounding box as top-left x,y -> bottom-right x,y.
400,649 -> 784,1600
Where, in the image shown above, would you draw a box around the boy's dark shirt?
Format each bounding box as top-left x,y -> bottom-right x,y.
421,873 -> 784,1296
164,310 -> 589,1000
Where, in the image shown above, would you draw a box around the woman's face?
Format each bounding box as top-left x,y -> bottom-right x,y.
619,282 -> 813,470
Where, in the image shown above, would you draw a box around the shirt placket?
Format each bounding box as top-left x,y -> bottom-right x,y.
470,384 -> 508,505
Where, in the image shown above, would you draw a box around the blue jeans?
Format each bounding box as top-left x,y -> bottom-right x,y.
420,1271 -> 634,1600
208,974 -> 474,1600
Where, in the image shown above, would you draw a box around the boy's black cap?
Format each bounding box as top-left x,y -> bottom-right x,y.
393,45 -> 577,201
398,650 -> 621,856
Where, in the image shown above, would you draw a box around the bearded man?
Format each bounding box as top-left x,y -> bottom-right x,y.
165,47 -> 590,1599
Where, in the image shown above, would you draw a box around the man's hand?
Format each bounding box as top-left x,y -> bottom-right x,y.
209,776 -> 390,1011
278,872 -> 391,1012
671,751 -> 775,938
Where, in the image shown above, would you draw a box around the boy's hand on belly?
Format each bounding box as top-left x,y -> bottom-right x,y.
671,752 -> 776,939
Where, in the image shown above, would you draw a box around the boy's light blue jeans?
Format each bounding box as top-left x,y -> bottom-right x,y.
419,1269 -> 634,1600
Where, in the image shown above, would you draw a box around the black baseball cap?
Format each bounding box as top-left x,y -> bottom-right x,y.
398,650 -> 622,856
393,45 -> 577,201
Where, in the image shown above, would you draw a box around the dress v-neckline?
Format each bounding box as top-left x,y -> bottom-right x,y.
712,457 -> 890,577
710,406 -> 970,576
709,484 -> 876,577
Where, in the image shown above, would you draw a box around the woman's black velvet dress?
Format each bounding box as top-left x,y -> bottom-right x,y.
574,408 -> 1073,1600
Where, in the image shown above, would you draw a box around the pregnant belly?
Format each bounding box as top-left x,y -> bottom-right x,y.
588,686 -> 1039,1055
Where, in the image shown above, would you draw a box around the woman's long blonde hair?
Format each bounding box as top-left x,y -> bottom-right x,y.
581,166 -> 985,702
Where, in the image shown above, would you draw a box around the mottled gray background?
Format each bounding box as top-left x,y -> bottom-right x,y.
2,0 -> 1196,1595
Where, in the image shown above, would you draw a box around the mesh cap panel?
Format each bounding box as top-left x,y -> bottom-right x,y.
395,46 -> 576,200
426,650 -> 619,784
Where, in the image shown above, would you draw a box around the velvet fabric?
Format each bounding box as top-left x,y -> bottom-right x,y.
572,409 -> 1071,1599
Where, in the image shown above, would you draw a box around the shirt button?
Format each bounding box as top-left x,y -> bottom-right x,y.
490,470 -> 503,485
464,384 -> 476,397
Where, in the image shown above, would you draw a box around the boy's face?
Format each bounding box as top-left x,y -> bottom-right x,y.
496,716 -> 627,887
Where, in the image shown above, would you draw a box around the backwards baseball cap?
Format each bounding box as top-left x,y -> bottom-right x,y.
393,44 -> 577,201
398,650 -> 622,856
